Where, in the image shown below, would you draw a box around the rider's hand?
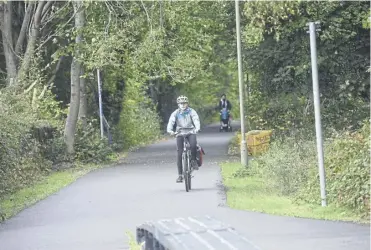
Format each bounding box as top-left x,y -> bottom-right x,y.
195,129 -> 200,133
169,131 -> 175,136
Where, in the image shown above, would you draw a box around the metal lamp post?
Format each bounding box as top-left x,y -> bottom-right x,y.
235,0 -> 248,167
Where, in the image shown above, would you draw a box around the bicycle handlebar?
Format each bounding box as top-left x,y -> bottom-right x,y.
173,130 -> 199,137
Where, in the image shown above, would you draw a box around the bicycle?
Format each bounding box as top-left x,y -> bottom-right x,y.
174,131 -> 197,192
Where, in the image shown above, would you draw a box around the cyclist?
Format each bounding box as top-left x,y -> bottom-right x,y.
167,95 -> 201,183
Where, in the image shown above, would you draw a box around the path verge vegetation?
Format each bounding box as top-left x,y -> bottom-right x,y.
222,121 -> 370,224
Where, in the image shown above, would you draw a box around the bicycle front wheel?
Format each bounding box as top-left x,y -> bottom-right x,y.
187,151 -> 192,190
182,152 -> 190,192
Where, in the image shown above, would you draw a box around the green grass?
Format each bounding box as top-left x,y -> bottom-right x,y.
0,135 -> 167,222
221,162 -> 369,224
0,164 -> 105,221
125,231 -> 142,250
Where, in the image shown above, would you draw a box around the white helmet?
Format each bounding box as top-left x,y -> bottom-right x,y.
177,95 -> 188,104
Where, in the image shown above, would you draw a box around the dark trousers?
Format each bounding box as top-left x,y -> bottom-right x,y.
176,134 -> 197,175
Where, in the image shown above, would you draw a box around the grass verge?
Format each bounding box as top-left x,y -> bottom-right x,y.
221,162 -> 369,224
0,133 -> 170,222
0,162 -> 108,221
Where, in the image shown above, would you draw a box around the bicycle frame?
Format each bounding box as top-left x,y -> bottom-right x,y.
175,132 -> 194,156
180,133 -> 193,171
176,132 -> 194,192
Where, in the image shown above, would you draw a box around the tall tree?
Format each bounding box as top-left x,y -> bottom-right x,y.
0,1 -> 17,85
17,1 -> 46,83
0,1 -> 68,86
64,1 -> 85,154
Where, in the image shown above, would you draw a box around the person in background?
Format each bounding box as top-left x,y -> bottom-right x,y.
218,94 -> 232,128
218,94 -> 232,111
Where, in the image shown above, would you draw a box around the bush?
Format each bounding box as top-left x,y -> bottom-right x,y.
248,120 -> 370,218
0,88 -> 116,200
74,119 -> 114,163
298,121 -> 370,215
117,93 -> 161,150
252,139 -> 317,196
0,91 -> 52,198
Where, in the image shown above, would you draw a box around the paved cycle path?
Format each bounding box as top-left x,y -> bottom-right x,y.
0,122 -> 369,250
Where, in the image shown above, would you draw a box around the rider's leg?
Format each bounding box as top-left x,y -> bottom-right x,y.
188,134 -> 197,161
188,134 -> 198,170
176,136 -> 184,176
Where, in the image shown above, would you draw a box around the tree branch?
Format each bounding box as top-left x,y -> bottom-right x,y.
17,0 -> 46,82
47,55 -> 64,87
38,3 -> 75,50
2,1 -> 14,51
42,0 -> 54,18
34,1 -> 45,25
23,80 -> 38,94
41,1 -> 68,27
15,2 -> 34,56
38,23 -> 71,50
141,0 -> 152,33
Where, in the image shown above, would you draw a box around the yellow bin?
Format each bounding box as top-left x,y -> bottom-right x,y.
238,130 -> 273,156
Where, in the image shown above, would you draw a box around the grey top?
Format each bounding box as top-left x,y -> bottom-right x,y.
166,107 -> 200,136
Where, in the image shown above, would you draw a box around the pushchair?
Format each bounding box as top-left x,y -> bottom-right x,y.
219,108 -> 232,132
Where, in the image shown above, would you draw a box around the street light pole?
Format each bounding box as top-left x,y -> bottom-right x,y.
308,21 -> 327,207
97,69 -> 104,139
235,0 -> 248,167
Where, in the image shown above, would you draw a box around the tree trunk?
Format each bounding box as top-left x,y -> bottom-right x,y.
17,1 -> 45,83
79,67 -> 88,127
64,58 -> 80,154
15,2 -> 34,57
0,2 -> 17,85
64,1 -> 85,154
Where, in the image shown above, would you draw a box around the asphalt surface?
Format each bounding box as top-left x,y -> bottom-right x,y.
0,122 -> 369,250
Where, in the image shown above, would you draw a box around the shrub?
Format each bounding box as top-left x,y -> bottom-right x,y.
247,120 -> 370,218
0,91 -> 51,198
74,119 -> 114,163
298,121 -> 370,216
117,93 -> 161,150
0,88 -> 116,200
251,138 -> 317,196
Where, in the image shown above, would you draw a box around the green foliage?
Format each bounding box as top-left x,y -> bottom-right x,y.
248,121 -> 370,219
117,85 -> 161,149
1,0 -> 369,222
242,1 -> 370,135
0,162 -> 106,222
0,90 -> 51,198
247,91 -> 315,138
252,139 -> 317,196
1,1 -> 238,206
74,119 -> 114,163
125,231 -> 142,249
298,121 -> 370,215
222,162 -> 367,223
